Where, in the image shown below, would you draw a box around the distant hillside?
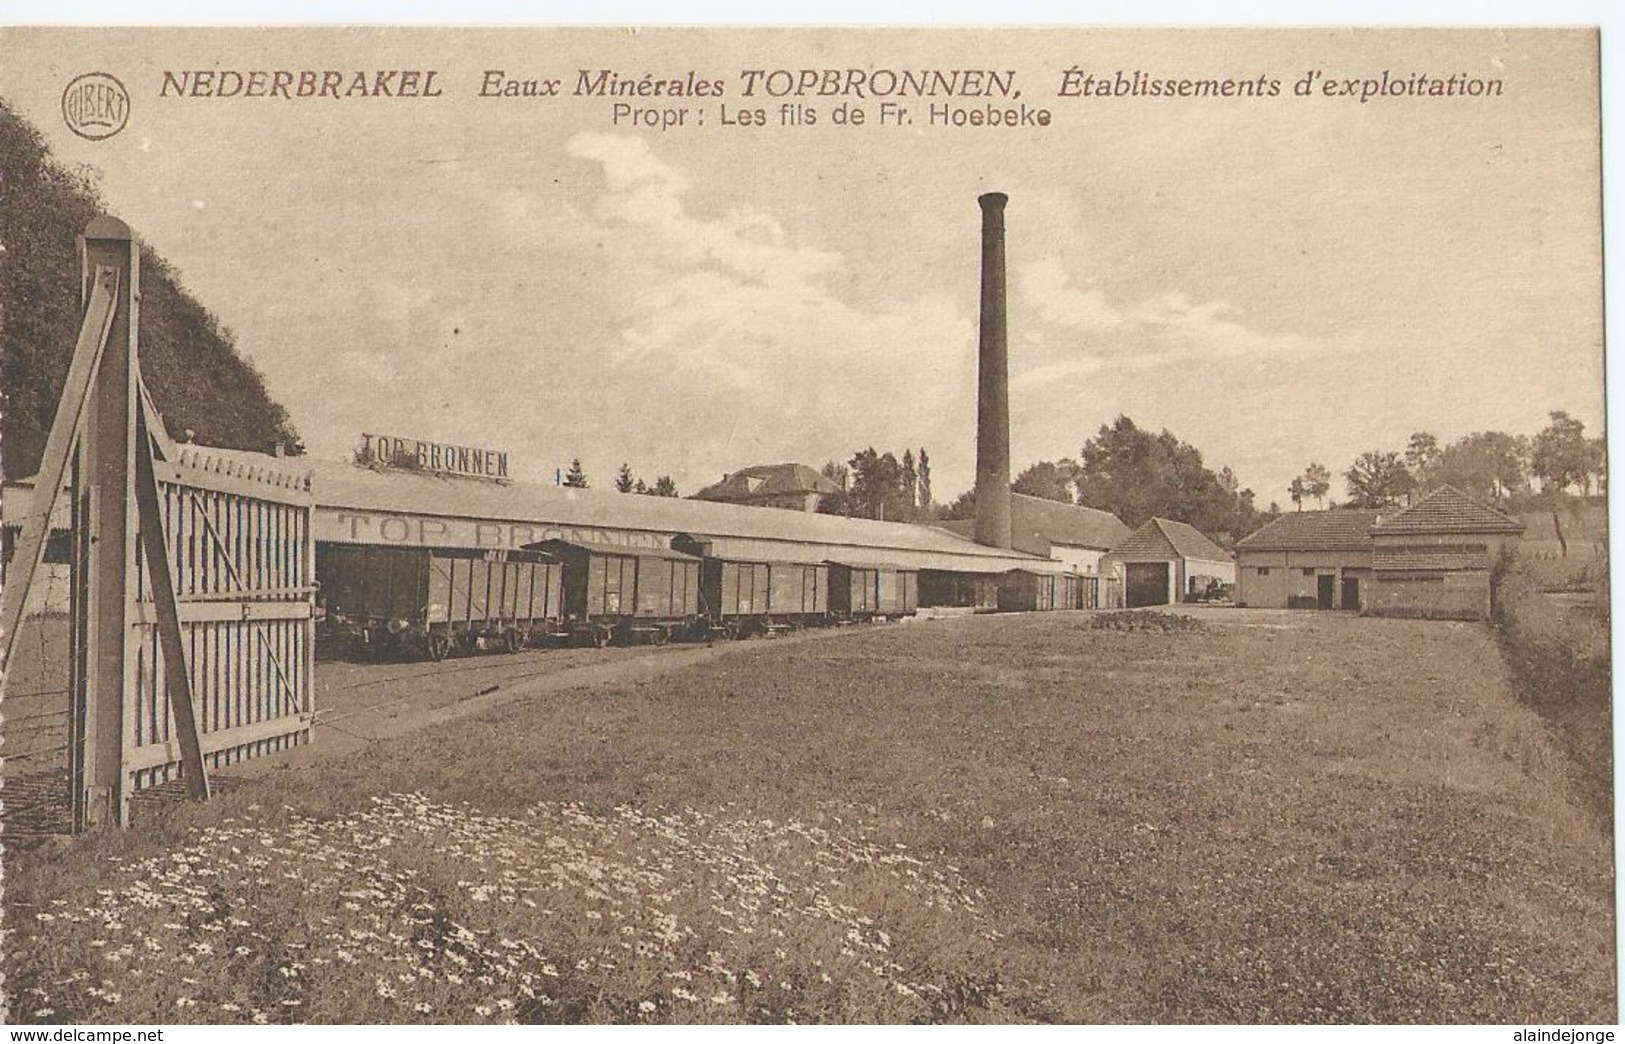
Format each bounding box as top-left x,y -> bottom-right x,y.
1517,499 -> 1608,591
1,98 -> 299,481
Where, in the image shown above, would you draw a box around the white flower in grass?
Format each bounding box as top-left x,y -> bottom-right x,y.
639,1001 -> 657,1014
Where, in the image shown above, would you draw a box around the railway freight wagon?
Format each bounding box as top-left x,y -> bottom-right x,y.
827,561 -> 919,621
317,545 -> 563,661
527,539 -> 701,645
708,558 -> 830,637
669,536 -> 829,637
998,568 -> 1059,612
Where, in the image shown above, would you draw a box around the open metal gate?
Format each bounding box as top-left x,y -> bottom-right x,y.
2,216 -> 314,830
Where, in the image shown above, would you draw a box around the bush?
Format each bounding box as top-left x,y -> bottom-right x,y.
1492,551 -> 1613,821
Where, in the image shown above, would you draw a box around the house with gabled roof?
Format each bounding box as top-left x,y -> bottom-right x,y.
691,463 -> 840,513
1103,517 -> 1235,608
1366,485 -> 1524,620
1234,509 -> 1383,610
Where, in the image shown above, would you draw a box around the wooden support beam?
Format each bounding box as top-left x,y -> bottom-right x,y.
0,266 -> 118,668
80,216 -> 140,828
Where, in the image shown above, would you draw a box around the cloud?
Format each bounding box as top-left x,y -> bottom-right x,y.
567,133 -> 840,292
1012,256 -> 1321,389
559,132 -> 979,491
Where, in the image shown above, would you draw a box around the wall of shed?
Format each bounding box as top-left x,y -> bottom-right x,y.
1048,544 -> 1109,575
1367,570 -> 1492,621
1235,550 -> 1370,609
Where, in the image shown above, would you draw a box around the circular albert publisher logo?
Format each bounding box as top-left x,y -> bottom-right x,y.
62,72 -> 130,141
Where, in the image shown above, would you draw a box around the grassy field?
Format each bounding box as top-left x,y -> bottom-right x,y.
1517,500 -> 1609,591
3,610 -> 1615,1024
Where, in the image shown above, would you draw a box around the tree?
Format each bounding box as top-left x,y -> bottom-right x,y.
1431,431 -> 1527,503
818,449 -> 920,520
647,475 -> 678,497
901,450 -> 918,515
847,447 -> 910,521
614,462 -> 636,493
1344,450 -> 1410,508
1303,463 -> 1332,509
1287,476 -> 1308,512
816,460 -> 853,515
940,488 -> 977,521
917,448 -> 933,513
1,98 -> 301,476
1404,432 -> 1440,490
1531,411 -> 1593,495
1074,415 -> 1264,543
562,458 -> 589,489
1012,459 -> 1079,503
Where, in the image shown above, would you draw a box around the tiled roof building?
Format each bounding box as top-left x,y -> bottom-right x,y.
1367,486 -> 1524,620
1104,518 -> 1235,607
1234,488 -> 1524,619
691,463 -> 841,513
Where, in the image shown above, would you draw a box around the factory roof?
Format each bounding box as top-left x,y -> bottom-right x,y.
934,494 -> 1131,555
1236,509 -> 1384,553
1369,485 -> 1525,536
6,450 -> 1064,575
309,458 -> 1053,573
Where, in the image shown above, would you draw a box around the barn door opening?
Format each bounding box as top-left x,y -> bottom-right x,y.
1317,574 -> 1336,610
1125,562 -> 1170,608
1341,576 -> 1361,611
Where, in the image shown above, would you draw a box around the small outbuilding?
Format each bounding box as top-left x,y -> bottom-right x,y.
1365,485 -> 1524,621
1105,518 -> 1236,608
1234,509 -> 1382,610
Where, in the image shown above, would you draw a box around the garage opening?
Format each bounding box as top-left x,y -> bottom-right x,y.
1126,562 -> 1171,607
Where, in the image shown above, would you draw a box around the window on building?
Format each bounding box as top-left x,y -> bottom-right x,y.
1302,568 -> 1315,576
1257,567 -> 1271,576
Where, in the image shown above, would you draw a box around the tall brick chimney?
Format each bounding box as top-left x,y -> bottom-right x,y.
973,191 -> 1013,550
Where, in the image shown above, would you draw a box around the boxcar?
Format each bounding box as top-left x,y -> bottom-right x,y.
526,539 -> 701,646
998,568 -> 1060,613
707,558 -> 830,637
317,544 -> 563,661
669,536 -> 829,638
1058,573 -> 1081,610
828,561 -> 919,621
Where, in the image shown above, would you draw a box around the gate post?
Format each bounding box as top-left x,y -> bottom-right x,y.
75,216 -> 140,828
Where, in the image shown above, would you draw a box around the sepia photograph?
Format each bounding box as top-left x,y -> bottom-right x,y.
0,24 -> 1613,1027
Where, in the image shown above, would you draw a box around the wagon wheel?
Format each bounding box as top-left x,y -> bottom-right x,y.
651,626 -> 669,646
724,622 -> 741,641
503,628 -> 523,654
426,631 -> 452,662
592,627 -> 612,649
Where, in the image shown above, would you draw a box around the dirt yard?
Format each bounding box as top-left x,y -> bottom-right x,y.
3,609 -> 1615,1024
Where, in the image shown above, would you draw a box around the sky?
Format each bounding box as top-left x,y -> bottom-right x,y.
1,26 -> 1604,507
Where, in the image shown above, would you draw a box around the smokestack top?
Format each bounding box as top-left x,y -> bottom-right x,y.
978,191 -> 1008,211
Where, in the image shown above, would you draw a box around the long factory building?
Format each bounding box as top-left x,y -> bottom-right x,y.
3,448 -> 1065,616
